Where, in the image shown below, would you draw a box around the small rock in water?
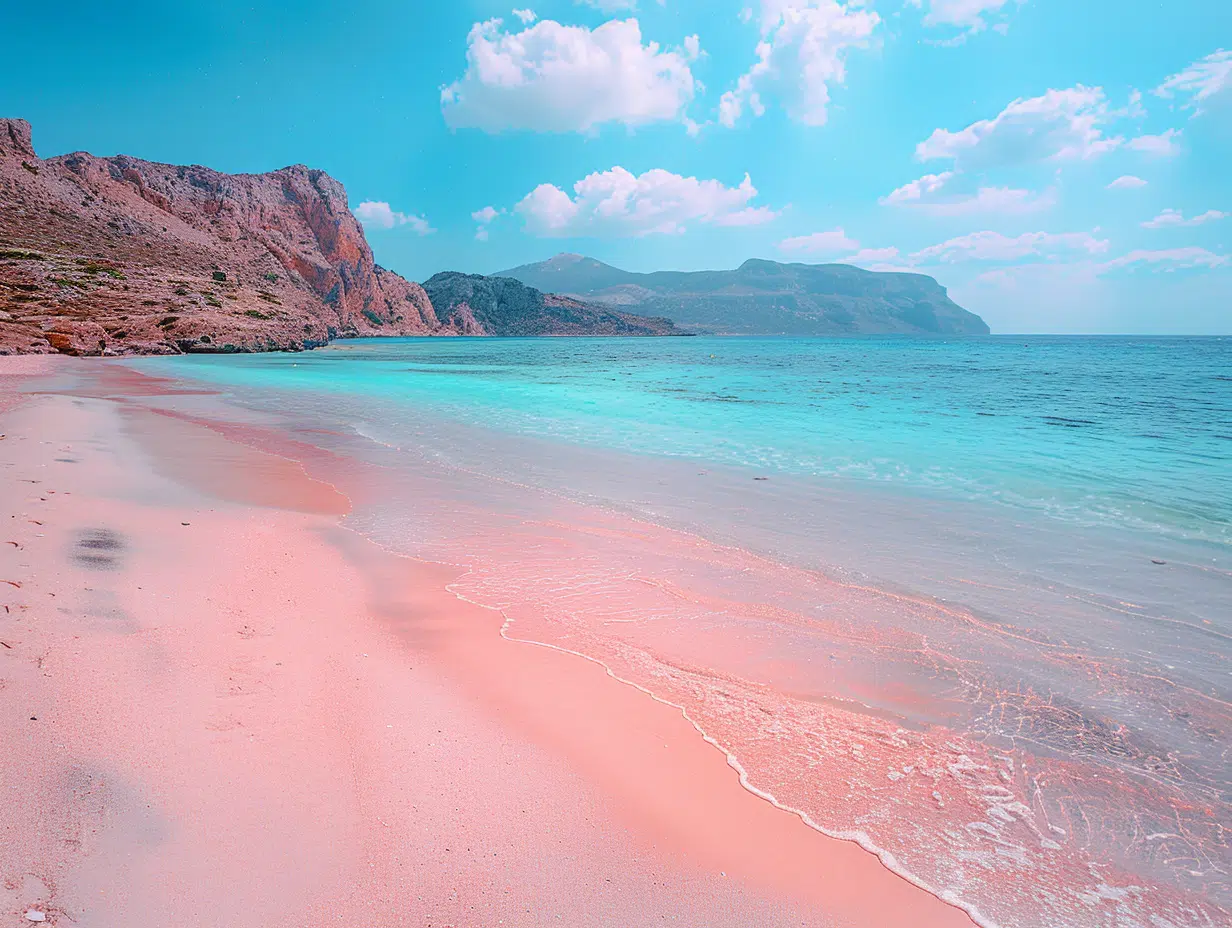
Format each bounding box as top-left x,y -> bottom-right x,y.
24,910 -> 46,922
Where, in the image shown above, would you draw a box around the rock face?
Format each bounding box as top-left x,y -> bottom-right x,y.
0,121 -> 684,355
497,253 -> 991,336
422,272 -> 679,337
0,118 -> 444,355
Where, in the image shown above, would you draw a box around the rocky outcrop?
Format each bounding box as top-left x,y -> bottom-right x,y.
1,119 -> 34,159
0,117 -> 442,355
423,272 -> 679,337
498,253 -> 992,336
0,120 -> 686,355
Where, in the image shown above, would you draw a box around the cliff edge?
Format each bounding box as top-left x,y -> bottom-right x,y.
0,118 -> 444,354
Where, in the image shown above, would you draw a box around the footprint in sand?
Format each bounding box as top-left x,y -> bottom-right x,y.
73,528 -> 125,570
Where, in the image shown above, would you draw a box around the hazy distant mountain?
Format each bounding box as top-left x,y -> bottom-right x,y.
496,253 -> 991,336
422,272 -> 678,337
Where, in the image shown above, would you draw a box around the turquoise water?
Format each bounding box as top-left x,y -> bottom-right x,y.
144,336 -> 1232,545
131,336 -> 1232,925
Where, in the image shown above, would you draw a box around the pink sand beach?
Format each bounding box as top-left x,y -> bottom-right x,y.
0,356 -> 978,926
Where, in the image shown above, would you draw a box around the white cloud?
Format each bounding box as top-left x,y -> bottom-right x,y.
776,236 -> 911,269
925,187 -> 1052,216
1155,49 -> 1232,114
1107,175 -> 1147,190
353,201 -> 434,235
916,86 -> 1122,168
777,228 -> 1114,273
1141,208 -> 1227,229
910,0 -> 1022,36
845,246 -> 901,266
512,8 -> 537,24
881,173 -> 1050,215
515,167 -> 778,237
1101,247 -> 1228,271
472,205 -> 503,241
1126,129 -> 1182,156
778,228 -> 860,253
880,171 -> 955,205
719,1 -> 880,128
910,230 -> 1108,264
441,17 -> 699,133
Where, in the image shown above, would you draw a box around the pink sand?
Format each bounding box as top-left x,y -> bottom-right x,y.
0,358 -> 974,927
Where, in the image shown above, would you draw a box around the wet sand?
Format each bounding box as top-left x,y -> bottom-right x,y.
0,357 -> 974,927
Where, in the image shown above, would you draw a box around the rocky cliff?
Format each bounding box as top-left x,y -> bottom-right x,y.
498,254 -> 991,336
0,119 -> 452,355
423,272 -> 679,336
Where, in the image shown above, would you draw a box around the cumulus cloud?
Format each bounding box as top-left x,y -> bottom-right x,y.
1107,175 -> 1147,189
515,167 -> 779,237
910,0 -> 1023,37
881,173 -> 1051,215
777,229 -> 1116,272
1126,129 -> 1182,156
1155,49 -> 1232,114
1141,208 -> 1227,229
1100,247 -> 1228,271
719,1 -> 880,128
916,86 -> 1122,168
778,228 -> 860,253
512,8 -> 537,24
909,230 -> 1108,264
353,201 -> 434,235
845,246 -> 903,269
880,171 -> 955,205
472,205 -> 502,241
441,17 -> 699,133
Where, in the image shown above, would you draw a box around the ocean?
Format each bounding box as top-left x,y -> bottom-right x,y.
132,336 -> 1231,928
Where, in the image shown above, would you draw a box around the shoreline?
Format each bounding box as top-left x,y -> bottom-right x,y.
0,356 -> 977,926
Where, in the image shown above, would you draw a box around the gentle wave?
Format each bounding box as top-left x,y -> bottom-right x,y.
126,337 -> 1232,925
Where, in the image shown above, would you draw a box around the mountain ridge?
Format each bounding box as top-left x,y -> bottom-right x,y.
0,119 -> 677,355
496,253 -> 991,336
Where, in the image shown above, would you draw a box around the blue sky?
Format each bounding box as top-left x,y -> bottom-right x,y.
2,0 -> 1229,333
